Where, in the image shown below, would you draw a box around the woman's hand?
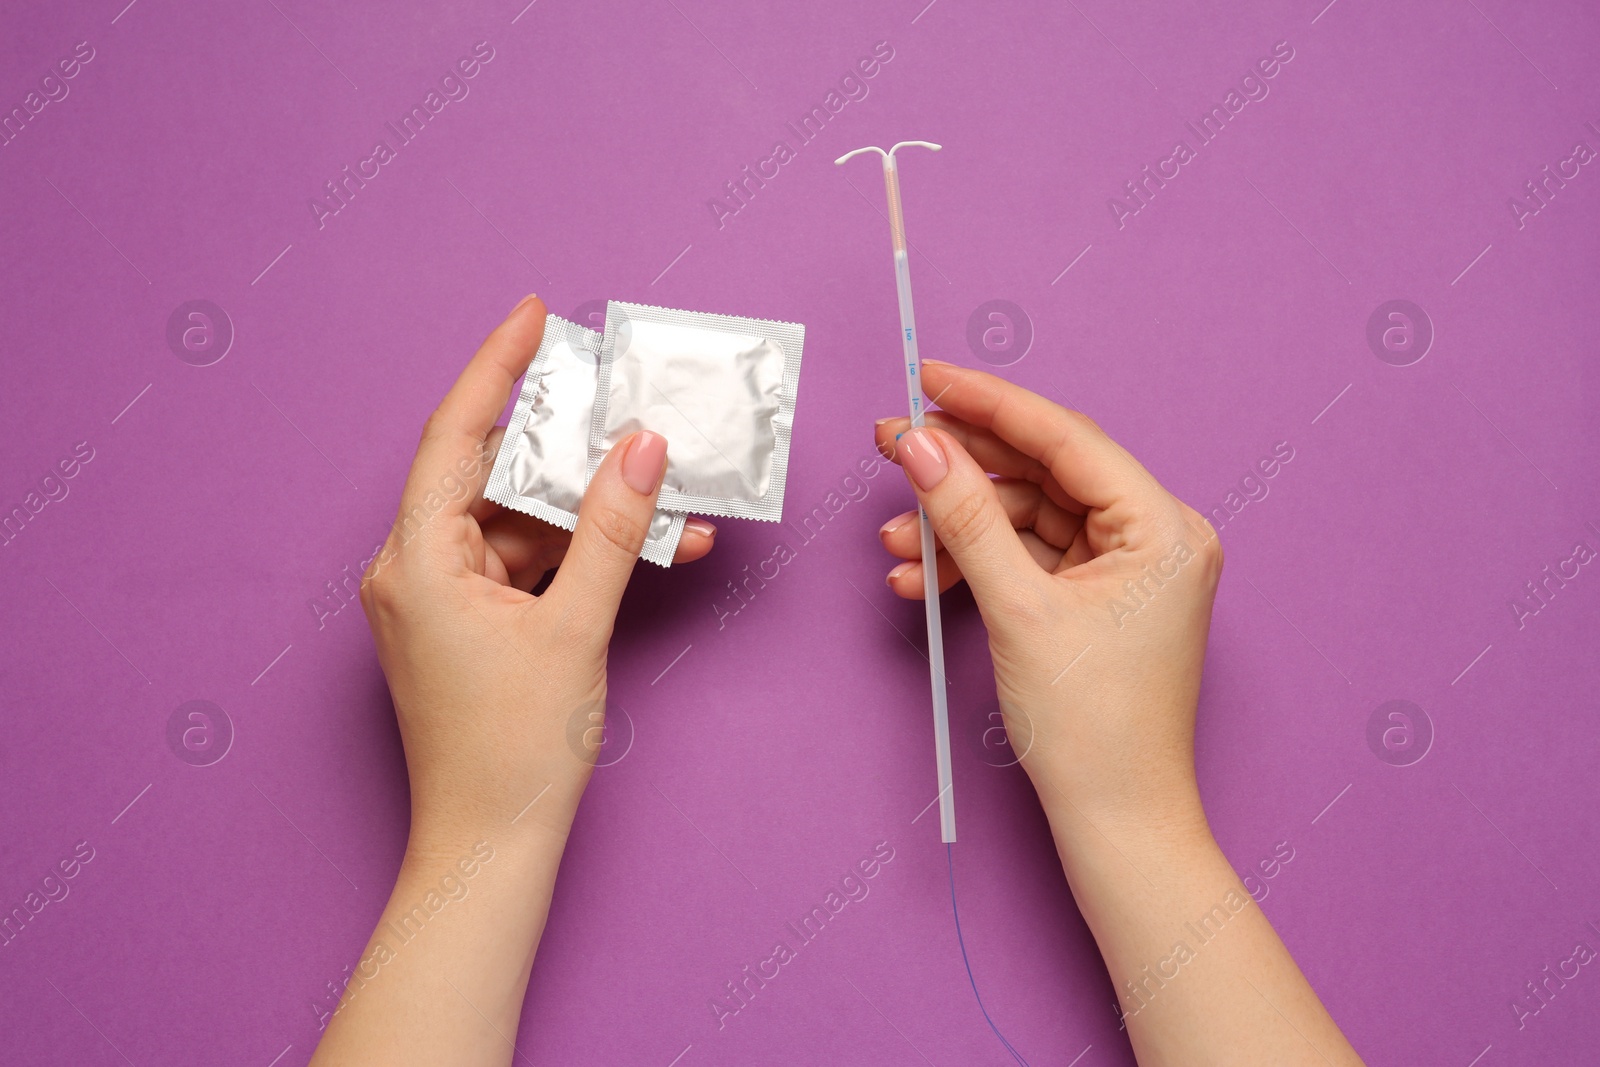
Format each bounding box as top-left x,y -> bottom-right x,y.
361,294 -> 712,847
874,361 -> 1364,1066
313,295 -> 713,1067
874,359 -> 1220,838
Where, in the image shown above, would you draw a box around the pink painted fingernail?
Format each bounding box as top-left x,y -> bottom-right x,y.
685,518 -> 717,538
880,512 -> 915,538
621,431 -> 667,495
899,429 -> 948,491
887,562 -> 914,585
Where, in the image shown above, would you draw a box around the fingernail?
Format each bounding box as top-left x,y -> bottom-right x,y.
922,358 -> 951,366
880,512 -> 914,538
514,293 -> 539,311
887,562 -> 914,585
685,518 -> 716,538
621,431 -> 667,495
874,417 -> 894,426
899,429 -> 948,491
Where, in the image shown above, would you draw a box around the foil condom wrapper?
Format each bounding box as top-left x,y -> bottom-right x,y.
589,300 -> 803,523
485,313 -> 687,567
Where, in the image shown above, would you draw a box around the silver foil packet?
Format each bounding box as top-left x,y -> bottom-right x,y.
485,314 -> 687,567
589,300 -> 803,522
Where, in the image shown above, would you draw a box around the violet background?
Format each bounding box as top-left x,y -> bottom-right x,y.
3,1 -> 1598,1064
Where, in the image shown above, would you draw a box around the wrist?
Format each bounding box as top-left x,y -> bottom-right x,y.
1033,772 -> 1214,876
1046,804 -> 1231,949
397,803 -> 574,920
405,769 -> 589,863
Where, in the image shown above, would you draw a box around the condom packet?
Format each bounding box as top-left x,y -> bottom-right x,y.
485,314 -> 687,567
589,300 -> 804,522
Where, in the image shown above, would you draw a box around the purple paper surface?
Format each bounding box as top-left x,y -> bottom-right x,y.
2,1 -> 1598,1064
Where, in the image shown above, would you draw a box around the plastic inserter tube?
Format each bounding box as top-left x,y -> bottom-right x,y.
835,140 -> 954,843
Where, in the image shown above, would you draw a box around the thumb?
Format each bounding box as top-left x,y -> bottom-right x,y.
547,430 -> 668,619
895,427 -> 1038,604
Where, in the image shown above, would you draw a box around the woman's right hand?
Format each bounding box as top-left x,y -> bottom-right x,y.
873,360 -> 1224,842
875,364 -> 1365,1066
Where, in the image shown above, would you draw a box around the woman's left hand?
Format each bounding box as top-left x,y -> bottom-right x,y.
313,295 -> 713,1067
360,294 -> 713,847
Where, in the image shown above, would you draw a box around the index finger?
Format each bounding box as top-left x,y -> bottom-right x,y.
402,295 -> 547,516
919,360 -> 1166,512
